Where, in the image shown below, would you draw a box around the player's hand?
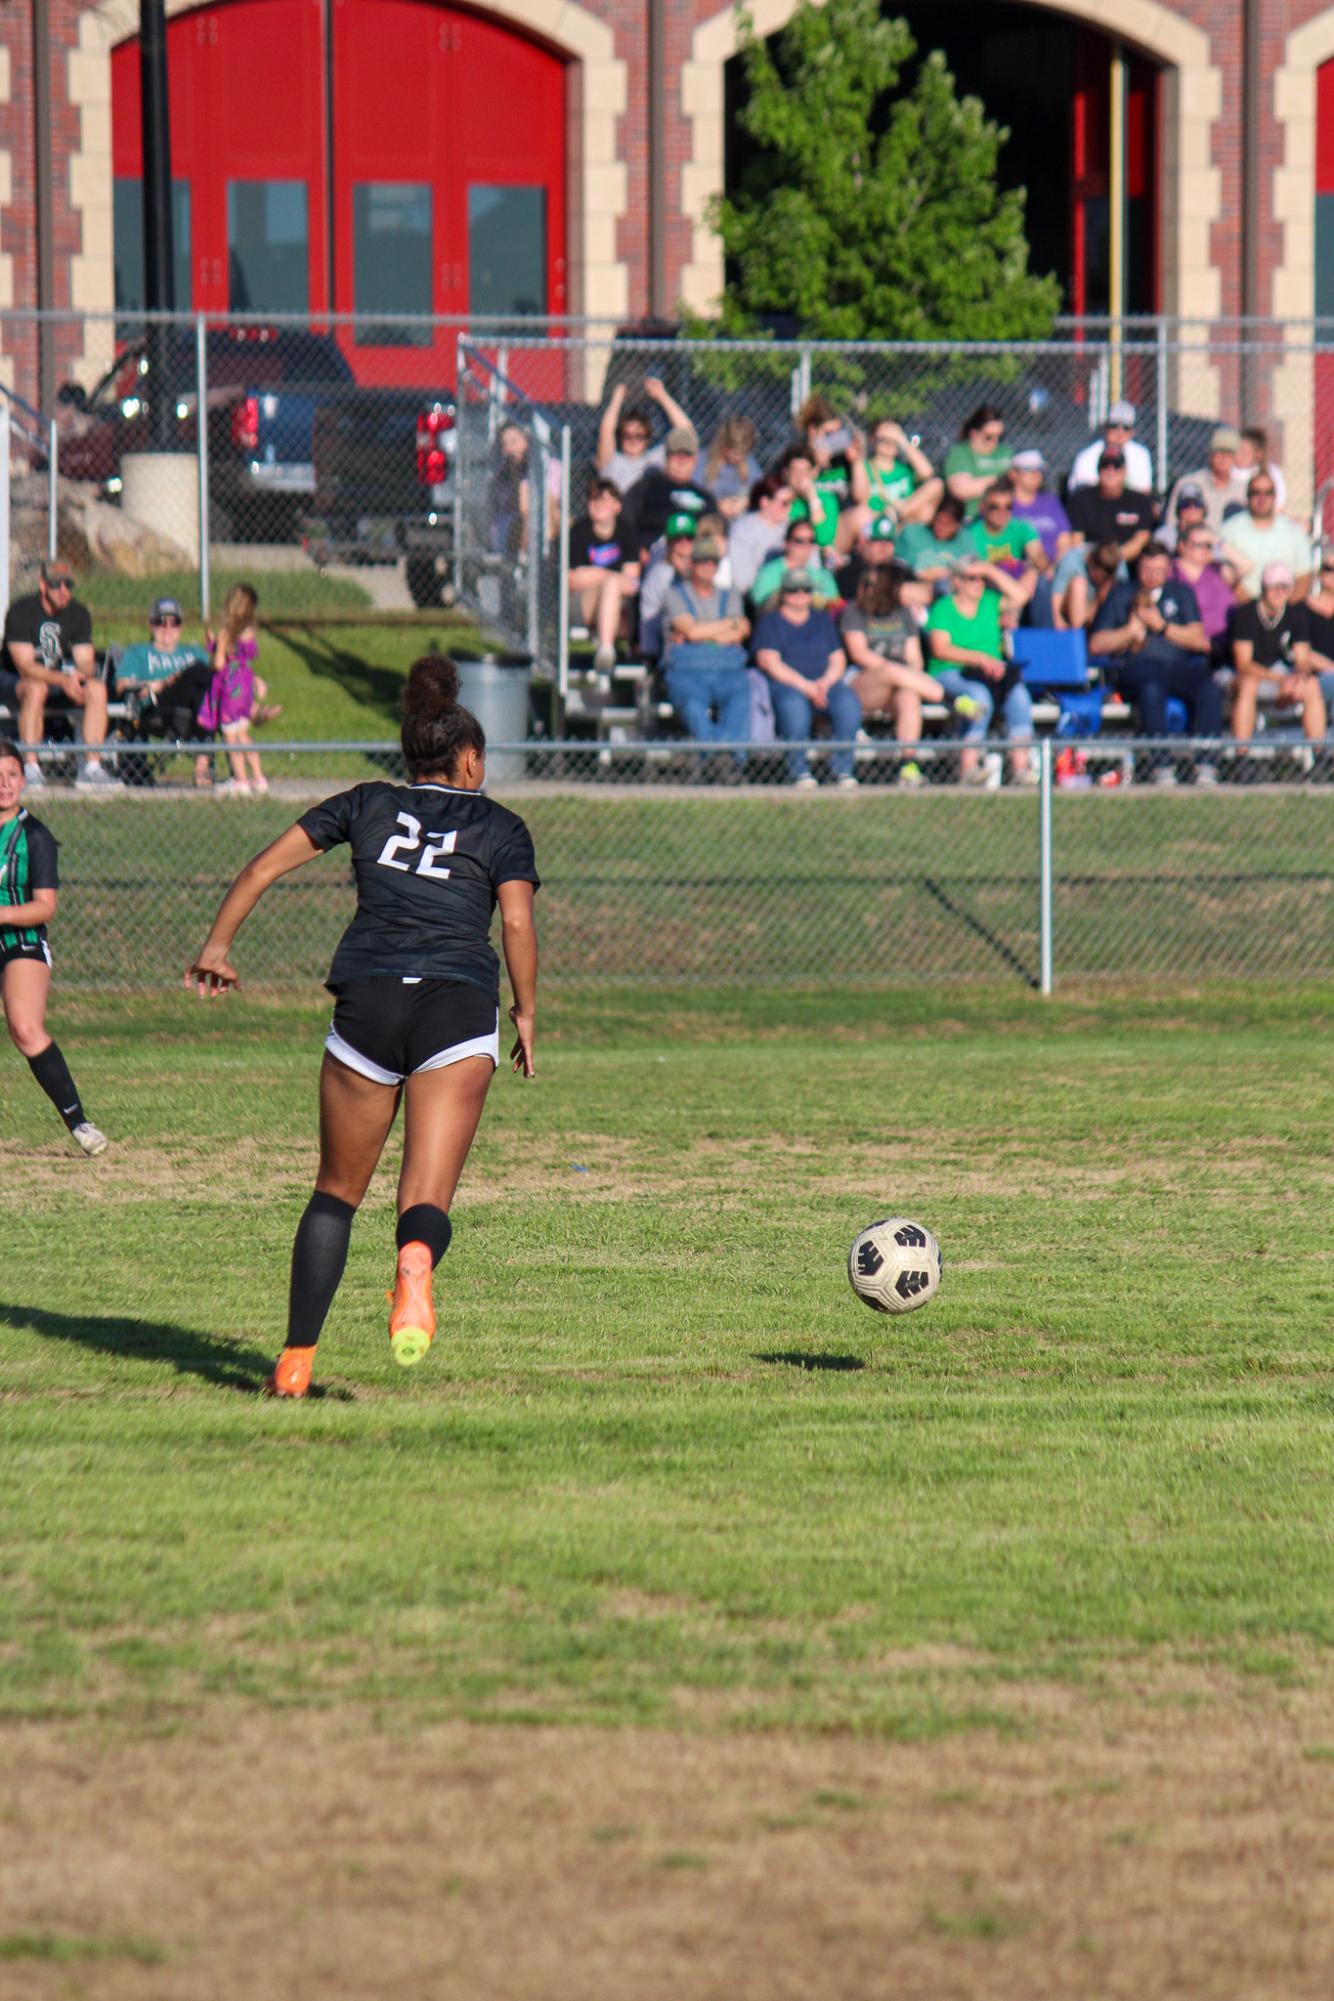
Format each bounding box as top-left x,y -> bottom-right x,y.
508,1005 -> 536,1078
185,949 -> 239,999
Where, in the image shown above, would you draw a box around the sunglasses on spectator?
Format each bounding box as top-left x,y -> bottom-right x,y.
46,574 -> 74,589
781,585 -> 812,597
984,497 -> 1012,510
153,614 -> 182,626
1101,456 -> 1126,468
621,427 -> 649,442
1250,485 -> 1275,497
1322,562 -> 1334,574
788,533 -> 815,545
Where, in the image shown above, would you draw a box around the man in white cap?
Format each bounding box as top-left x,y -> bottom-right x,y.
1068,401 -> 1153,494
1230,562 -> 1326,744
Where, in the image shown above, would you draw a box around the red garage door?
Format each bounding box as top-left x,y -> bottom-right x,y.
112,0 -> 567,385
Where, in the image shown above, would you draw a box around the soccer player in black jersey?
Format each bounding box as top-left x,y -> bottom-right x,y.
0,740 -> 108,1154
186,658 -> 539,1398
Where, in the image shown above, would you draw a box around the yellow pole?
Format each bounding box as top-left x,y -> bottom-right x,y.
1109,43 -> 1127,403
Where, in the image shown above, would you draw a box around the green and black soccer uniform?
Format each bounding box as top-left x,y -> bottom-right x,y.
0,808 -> 58,967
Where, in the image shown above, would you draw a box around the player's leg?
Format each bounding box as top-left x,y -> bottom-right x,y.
388,1056 -> 495,1366
1,952 -> 105,1153
270,1052 -> 401,1396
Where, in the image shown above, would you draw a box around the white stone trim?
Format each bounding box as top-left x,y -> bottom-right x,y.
0,47 -> 13,389
68,0 -> 627,378
1270,12 -> 1334,518
683,0 -> 1222,333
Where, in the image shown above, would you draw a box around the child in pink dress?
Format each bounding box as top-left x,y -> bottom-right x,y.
198,583 -> 274,796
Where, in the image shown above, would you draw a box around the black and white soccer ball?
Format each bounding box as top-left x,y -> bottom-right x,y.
847,1217 -> 943,1314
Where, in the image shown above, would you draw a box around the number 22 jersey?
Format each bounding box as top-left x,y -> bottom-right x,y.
298,780 -> 539,997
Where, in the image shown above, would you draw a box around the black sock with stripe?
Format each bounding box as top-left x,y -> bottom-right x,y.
27,1041 -> 85,1132
287,1192 -> 357,1349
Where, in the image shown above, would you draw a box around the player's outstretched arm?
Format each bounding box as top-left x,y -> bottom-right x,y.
185,823 -> 322,998
498,878 -> 538,1078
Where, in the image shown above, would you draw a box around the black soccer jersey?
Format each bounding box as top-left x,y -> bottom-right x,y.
298,781 -> 539,995
0,809 -> 59,952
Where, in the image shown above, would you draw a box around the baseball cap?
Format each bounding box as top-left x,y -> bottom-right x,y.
151,596 -> 183,622
1012,448 -> 1046,471
1261,561 -> 1294,591
665,512 -> 698,541
690,534 -> 724,562
1175,483 -> 1205,511
1211,426 -> 1242,452
867,515 -> 898,543
1107,400 -> 1137,427
666,425 -> 699,455
781,566 -> 815,592
40,558 -> 74,587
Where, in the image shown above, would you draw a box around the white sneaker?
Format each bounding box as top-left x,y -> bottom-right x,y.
593,644 -> 617,674
1150,766 -> 1179,787
218,779 -> 252,797
23,760 -> 47,791
1012,764 -> 1040,787
792,773 -> 818,791
1194,762 -> 1220,787
75,765 -> 123,793
835,774 -> 860,791
71,1121 -> 108,1157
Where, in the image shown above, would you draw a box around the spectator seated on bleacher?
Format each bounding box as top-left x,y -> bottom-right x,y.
1216,471 -> 1312,602
1229,563 -> 1327,747
864,419 -> 943,529
114,596 -> 219,736
639,513 -> 701,662
567,477 -> 640,675
0,559 -> 119,792
835,514 -> 928,613
1049,538 -> 1121,632
596,376 -> 693,497
751,522 -> 841,616
1067,450 -> 1156,566
621,427 -> 715,563
943,405 -> 1011,520
728,472 -> 796,600
841,566 -> 974,787
896,493 -> 969,588
698,417 -> 761,521
924,560 -> 1035,785
1235,425 -> 1287,512
1157,481 -> 1206,554
795,396 -> 870,557
1067,400 -> 1154,494
753,568 -> 861,789
1291,554 -> 1334,724
1169,524 -> 1237,660
661,535 -> 752,770
1089,541 -> 1222,784
775,444 -> 839,553
1164,427 -> 1247,537
1008,450 -> 1075,563
965,481 -> 1048,614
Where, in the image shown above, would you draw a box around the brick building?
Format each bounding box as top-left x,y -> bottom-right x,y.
3,1 -> 1334,450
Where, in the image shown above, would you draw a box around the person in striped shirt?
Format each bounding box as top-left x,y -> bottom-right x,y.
0,740 -> 106,1154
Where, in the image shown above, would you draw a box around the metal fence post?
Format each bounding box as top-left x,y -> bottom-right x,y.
46,417 -> 58,563
556,423 -> 571,734
0,402 -> 11,622
195,313 -> 211,620
1038,735 -> 1054,996
794,346 -> 812,416
527,431 -> 544,668
452,378 -> 465,609
1155,320 -> 1169,495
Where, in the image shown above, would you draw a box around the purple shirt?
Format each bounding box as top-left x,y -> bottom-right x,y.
1012,493 -> 1072,560
1170,558 -> 1234,642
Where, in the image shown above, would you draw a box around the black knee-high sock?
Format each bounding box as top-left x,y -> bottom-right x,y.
287,1192 -> 357,1348
397,1204 -> 452,1267
27,1041 -> 86,1132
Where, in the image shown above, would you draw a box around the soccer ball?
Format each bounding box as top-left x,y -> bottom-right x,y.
847,1217 -> 942,1314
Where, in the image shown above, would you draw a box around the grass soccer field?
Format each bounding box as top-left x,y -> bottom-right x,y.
2,983 -> 1332,1998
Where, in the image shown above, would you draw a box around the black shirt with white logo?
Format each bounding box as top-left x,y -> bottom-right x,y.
567,520 -> 630,572
298,781 -> 539,995
1232,598 -> 1300,670
2,593 -> 94,674
1067,488 -> 1156,550
622,472 -> 716,555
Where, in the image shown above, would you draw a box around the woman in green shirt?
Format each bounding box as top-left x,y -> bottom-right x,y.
924,562 -> 1035,786
866,420 -> 943,528
943,405 -> 1012,519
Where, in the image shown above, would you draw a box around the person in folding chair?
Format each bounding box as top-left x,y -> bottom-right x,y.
1229,564 -> 1327,750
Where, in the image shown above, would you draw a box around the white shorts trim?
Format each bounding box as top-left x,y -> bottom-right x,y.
324,1019 -> 500,1085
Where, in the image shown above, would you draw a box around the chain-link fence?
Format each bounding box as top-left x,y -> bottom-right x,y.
8,309 -> 1334,636
18,737 -> 1332,991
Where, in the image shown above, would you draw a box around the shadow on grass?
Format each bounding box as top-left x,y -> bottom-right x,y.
755,1349 -> 866,1372
276,623 -> 411,723
0,1300 -> 352,1399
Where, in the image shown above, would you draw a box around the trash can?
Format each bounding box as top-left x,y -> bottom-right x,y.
453,651 -> 532,789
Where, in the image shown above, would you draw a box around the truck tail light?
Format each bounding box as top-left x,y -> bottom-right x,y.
231,395 -> 260,452
416,403 -> 453,485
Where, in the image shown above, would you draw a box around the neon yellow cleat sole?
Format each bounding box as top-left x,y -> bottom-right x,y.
390,1324 -> 433,1368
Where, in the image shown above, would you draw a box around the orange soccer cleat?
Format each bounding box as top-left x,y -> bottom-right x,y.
388,1241 -> 436,1367
266,1345 -> 317,1398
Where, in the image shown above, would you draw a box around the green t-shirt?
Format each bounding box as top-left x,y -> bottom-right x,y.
897,521 -> 968,576
943,441 -> 1013,517
116,640 -> 210,688
924,590 -> 1004,674
790,483 -> 839,548
867,459 -> 915,515
965,518 -> 1036,567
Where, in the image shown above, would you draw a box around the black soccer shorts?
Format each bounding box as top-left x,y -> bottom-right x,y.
326,976 -> 499,1084
0,937 -> 53,973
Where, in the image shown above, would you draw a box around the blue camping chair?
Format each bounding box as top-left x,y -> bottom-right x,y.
1010,629 -> 1104,736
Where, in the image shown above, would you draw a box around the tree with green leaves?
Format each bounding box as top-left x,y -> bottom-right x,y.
706,0 -> 1060,342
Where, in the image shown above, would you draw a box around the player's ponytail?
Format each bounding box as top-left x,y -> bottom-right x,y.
401,653 -> 486,779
